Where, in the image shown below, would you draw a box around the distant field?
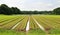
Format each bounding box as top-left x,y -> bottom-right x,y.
0,15 -> 60,35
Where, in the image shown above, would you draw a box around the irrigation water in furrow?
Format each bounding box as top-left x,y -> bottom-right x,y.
11,17 -> 26,30
26,16 -> 30,32
30,16 -> 39,29
39,17 -> 56,29
0,16 -> 25,29
32,16 -> 45,32
13,16 -> 28,31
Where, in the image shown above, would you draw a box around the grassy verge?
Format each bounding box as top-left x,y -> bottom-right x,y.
0,29 -> 25,35
49,29 -> 60,34
27,29 -> 46,35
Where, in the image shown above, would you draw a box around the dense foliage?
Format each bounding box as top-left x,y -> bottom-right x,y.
0,4 -> 21,15
0,4 -> 60,15
53,7 -> 60,15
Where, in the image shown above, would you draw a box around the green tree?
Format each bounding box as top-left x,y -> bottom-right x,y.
53,7 -> 60,15
0,4 -> 12,15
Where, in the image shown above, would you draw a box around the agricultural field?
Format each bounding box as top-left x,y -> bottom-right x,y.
0,15 -> 60,35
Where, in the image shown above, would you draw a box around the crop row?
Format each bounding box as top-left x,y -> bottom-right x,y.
33,15 -> 60,33
14,16 -> 29,31
0,15 -> 25,29
30,16 -> 39,29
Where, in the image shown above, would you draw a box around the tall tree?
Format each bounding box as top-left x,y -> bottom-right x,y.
53,7 -> 60,15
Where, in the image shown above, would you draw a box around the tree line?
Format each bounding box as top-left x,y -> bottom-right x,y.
0,4 -> 21,15
0,4 -> 60,15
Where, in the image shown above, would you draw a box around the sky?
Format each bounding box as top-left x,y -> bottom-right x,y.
0,0 -> 60,11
